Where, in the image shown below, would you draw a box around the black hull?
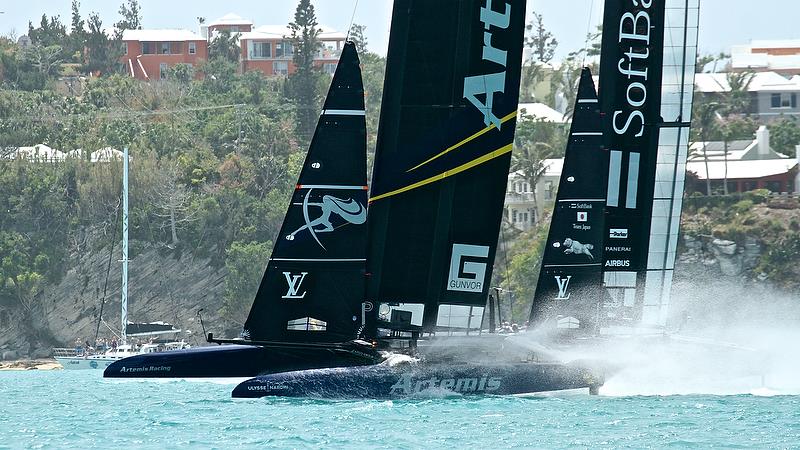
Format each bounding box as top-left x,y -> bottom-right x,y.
103,343 -> 380,378
231,361 -> 602,399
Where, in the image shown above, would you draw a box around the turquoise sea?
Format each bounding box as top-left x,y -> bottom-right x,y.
1,370 -> 800,449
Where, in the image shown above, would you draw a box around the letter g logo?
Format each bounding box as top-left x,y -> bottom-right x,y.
447,244 -> 490,293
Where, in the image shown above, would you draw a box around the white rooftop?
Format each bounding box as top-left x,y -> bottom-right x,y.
694,71 -> 800,93
208,13 -> 253,27
517,102 -> 568,123
510,158 -> 564,179
122,29 -> 205,42
731,41 -> 800,71
5,144 -> 66,161
240,25 -> 346,41
687,159 -> 797,180
748,39 -> 800,50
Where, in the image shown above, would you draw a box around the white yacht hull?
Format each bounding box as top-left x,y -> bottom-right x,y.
54,356 -> 120,370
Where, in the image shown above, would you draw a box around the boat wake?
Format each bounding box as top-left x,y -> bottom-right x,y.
105,377 -> 250,386
584,326 -> 800,397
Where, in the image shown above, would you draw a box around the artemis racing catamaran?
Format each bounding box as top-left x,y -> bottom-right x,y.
105,42 -> 382,378
233,0 -> 602,399
232,0 -> 702,399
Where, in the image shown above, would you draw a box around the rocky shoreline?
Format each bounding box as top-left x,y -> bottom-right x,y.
0,359 -> 62,371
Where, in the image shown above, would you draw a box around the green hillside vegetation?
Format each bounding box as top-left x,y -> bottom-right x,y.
682,191 -> 800,288
0,2 -> 387,338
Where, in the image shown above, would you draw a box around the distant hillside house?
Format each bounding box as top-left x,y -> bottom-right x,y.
121,29 -> 208,81
731,40 -> 800,75
687,126 -> 799,194
205,13 -> 253,35
517,102 -> 568,124
504,159 -> 563,231
239,25 -> 346,77
695,71 -> 800,122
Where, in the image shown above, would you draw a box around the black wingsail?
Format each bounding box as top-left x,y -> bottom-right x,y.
598,0 -> 700,332
242,42 -> 368,343
365,0 -> 526,334
528,69 -> 607,335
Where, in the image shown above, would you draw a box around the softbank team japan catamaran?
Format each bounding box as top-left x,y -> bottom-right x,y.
530,0 -> 701,342
233,0 -> 702,399
105,42 -> 383,378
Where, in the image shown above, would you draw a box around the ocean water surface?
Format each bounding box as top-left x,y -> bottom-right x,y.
1,370 -> 800,449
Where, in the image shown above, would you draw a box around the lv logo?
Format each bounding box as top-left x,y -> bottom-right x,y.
282,272 -> 308,299
554,275 -> 572,300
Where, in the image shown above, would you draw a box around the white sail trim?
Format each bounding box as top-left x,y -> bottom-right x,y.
287,317 -> 327,331
435,304 -> 484,330
642,0 -> 700,328
321,109 -> 366,116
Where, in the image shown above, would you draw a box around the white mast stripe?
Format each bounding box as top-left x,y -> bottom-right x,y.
607,151 -> 622,207
296,184 -> 366,190
626,152 -> 640,209
321,109 -> 366,116
270,258 -> 366,262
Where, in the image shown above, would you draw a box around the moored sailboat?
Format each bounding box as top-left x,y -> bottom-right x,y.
55,148 -> 190,370
105,42 -> 382,378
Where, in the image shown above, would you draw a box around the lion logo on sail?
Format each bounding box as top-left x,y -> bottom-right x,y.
554,237 -> 594,260
288,188 -> 367,249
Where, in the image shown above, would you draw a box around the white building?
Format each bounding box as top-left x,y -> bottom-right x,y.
731,40 -> 800,75
688,126 -> 798,194
504,159 -> 563,231
694,71 -> 800,121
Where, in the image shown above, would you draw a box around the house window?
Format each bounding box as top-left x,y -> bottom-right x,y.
771,93 -> 796,109
771,93 -> 781,108
322,63 -> 337,74
189,42 -> 196,55
229,25 -> 239,33
161,42 -> 171,54
159,63 -> 168,80
317,41 -> 340,59
544,180 -> 555,200
276,41 -> 293,58
142,42 -> 155,54
273,60 -> 289,76
512,210 -> 518,222
122,42 -> 128,54
249,41 -> 271,59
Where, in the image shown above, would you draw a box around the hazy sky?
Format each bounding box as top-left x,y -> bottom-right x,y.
1,1 -> 798,59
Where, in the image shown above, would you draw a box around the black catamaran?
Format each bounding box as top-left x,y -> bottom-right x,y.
105,42 -> 381,378
528,68 -> 607,336
233,0 -> 702,399
233,0 -> 604,399
529,0 -> 701,338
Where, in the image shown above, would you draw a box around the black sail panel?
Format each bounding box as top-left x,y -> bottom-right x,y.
528,69 -> 607,335
242,42 -> 368,343
367,0 -> 527,333
598,0 -> 668,331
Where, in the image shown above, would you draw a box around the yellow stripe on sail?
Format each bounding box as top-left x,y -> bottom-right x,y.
406,111 -> 517,172
370,143 -> 513,203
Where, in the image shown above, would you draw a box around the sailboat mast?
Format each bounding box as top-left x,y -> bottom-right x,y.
121,147 -> 129,345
